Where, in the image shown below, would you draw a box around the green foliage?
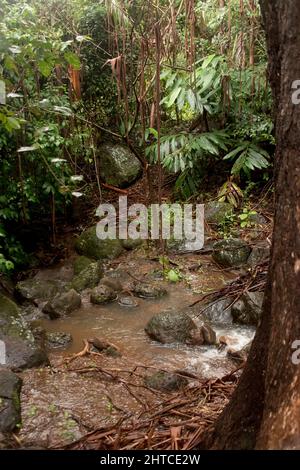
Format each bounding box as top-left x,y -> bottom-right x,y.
224,141 -> 270,176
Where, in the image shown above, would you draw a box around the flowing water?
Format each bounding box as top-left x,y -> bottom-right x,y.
40,282 -> 254,379
19,252 -> 255,448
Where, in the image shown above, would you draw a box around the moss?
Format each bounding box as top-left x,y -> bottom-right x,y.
75,226 -> 124,260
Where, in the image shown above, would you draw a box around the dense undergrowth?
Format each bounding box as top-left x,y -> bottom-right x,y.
0,0 -> 273,274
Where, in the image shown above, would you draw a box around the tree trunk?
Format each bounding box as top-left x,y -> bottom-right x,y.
203,0 -> 300,449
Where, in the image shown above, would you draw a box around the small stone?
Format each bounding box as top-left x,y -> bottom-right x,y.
133,283 -> 167,299
45,332 -> 73,349
117,296 -> 138,308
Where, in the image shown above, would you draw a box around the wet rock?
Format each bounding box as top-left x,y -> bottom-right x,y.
205,201 -> 232,226
100,276 -> 123,292
1,336 -> 49,371
231,292 -> 264,326
0,369 -> 22,432
187,323 -> 217,346
247,243 -> 270,267
20,303 -> 45,322
117,296 -> 138,308
73,256 -> 93,275
121,238 -> 144,250
90,285 -> 117,304
203,298 -> 233,323
43,289 -> 81,319
200,323 -> 217,345
0,294 -> 31,340
88,338 -> 121,358
45,332 -> 73,349
144,371 -> 188,392
145,310 -> 197,344
212,238 -> 251,267
133,283 -> 167,299
71,261 -> 104,292
15,279 -> 60,304
75,225 -> 124,260
98,143 -> 142,188
0,295 -> 48,370
227,341 -> 252,364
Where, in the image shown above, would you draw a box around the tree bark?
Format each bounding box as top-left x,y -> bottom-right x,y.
202,0 -> 300,449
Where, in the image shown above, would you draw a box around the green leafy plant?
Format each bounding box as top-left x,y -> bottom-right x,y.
224,141 -> 270,176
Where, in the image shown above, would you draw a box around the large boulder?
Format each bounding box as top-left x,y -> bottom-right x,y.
42,289 -> 81,319
203,298 -> 233,323
212,238 -> 251,267
0,295 -> 48,370
205,201 -> 232,226
71,261 -> 104,292
231,291 -> 264,325
1,336 -> 48,371
90,285 -> 117,304
98,143 -> 142,188
145,310 -> 198,344
15,279 -> 60,304
144,371 -> 188,392
75,226 -> 124,260
0,369 -> 22,432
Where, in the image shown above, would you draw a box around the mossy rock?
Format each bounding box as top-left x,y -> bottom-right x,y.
0,295 -> 48,370
0,370 -> 22,432
98,143 -> 142,188
0,295 -> 33,342
205,201 -> 232,225
212,238 -> 251,267
71,261 -> 104,292
73,256 -> 93,275
15,279 -> 60,303
42,289 -> 81,319
145,310 -> 197,344
75,226 -> 124,260
90,284 -> 117,304
121,238 -> 144,250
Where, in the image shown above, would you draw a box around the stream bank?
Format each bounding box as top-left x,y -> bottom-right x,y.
0,205 -> 270,449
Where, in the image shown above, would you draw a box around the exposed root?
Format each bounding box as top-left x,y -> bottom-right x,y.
51,361 -> 239,451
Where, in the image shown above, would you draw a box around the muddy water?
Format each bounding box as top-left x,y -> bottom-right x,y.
19,252 -> 255,448
40,282 -> 254,379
